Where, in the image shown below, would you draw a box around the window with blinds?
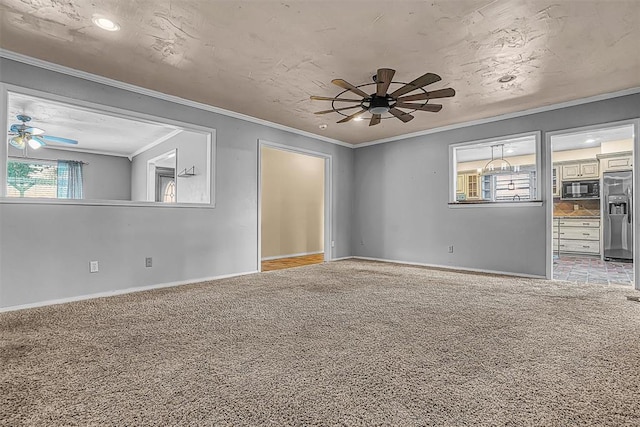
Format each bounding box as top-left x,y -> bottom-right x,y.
6,159 -> 58,198
6,159 -> 84,199
481,171 -> 537,201
494,172 -> 536,201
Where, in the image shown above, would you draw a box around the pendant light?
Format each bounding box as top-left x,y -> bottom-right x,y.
482,144 -> 514,175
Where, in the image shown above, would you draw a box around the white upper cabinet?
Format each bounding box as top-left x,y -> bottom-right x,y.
560,161 -> 598,181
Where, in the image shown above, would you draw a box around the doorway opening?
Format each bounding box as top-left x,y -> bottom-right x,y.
258,141 -> 332,272
548,121 -> 636,287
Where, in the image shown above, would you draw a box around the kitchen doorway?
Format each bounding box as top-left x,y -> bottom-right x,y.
257,141 -> 332,272
547,120 -> 637,288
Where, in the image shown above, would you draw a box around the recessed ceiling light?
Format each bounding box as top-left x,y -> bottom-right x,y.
506,148 -> 514,153
92,15 -> 120,31
498,75 -> 516,83
318,124 -> 328,130
585,138 -> 596,143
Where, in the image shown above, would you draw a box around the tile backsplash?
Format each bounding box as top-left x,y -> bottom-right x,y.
553,199 -> 600,217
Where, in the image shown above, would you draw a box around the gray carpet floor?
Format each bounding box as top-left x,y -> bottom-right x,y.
2,259 -> 640,426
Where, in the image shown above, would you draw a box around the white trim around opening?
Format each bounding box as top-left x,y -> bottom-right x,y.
257,140 -> 333,272
545,118 -> 639,290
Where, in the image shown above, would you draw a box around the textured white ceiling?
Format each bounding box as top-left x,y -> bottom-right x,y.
1,0 -> 639,145
7,92 -> 180,156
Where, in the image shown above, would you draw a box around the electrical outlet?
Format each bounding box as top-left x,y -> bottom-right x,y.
90,261 -> 99,273
448,245 -> 454,253
145,257 -> 153,268
574,204 -> 579,211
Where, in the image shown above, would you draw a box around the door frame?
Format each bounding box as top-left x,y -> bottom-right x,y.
257,139 -> 333,272
545,118 -> 639,290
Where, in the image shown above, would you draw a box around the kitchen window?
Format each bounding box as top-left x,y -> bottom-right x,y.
450,132 -> 541,204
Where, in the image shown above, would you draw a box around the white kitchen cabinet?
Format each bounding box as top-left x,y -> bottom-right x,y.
561,161 -> 599,181
597,151 -> 633,173
456,172 -> 480,200
554,218 -> 600,255
552,166 -> 561,197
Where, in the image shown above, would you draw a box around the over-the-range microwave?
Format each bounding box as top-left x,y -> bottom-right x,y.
561,179 -> 600,199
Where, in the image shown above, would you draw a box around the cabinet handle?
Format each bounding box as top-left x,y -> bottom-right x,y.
559,232 -> 565,235
583,233 -> 590,236
583,245 -> 590,248
583,223 -> 589,225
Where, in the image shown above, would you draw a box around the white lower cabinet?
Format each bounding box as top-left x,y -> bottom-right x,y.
553,218 -> 600,255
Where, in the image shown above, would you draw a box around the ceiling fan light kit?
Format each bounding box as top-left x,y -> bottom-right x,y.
311,68 -> 455,126
7,114 -> 79,151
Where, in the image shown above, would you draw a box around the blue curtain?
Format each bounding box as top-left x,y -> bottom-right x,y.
57,160 -> 84,199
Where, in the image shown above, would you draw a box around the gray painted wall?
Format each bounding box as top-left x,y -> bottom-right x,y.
131,130 -> 209,203
352,93 -> 640,277
0,58 -> 353,309
8,145 -> 131,200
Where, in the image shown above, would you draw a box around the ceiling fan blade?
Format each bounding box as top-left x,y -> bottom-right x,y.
41,135 -> 78,145
314,105 -> 362,115
394,103 -> 443,112
376,68 -> 395,97
331,79 -> 370,98
397,88 -> 456,102
24,127 -> 46,135
390,72 -> 442,98
30,136 -> 46,148
369,114 -> 381,126
337,109 -> 367,124
389,108 -> 414,123
310,96 -> 363,102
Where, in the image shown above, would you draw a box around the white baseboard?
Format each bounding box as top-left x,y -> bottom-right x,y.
261,251 -> 323,261
352,256 -> 546,279
0,270 -> 259,313
330,256 -> 355,261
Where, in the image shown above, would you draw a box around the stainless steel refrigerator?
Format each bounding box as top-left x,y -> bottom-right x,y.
603,170 -> 633,261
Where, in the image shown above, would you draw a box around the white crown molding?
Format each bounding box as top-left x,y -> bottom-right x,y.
3,49 -> 639,150
0,49 -> 353,149
38,144 -> 130,158
130,128 -> 183,159
355,86 -> 640,148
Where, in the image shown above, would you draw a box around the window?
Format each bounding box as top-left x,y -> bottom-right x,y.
451,132 -> 540,203
6,159 -> 84,199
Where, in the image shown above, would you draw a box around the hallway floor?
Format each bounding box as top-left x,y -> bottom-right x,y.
553,255 -> 634,286
261,253 -> 325,272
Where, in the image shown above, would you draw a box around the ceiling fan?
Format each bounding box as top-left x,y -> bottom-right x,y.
310,68 -> 455,126
8,114 -> 78,150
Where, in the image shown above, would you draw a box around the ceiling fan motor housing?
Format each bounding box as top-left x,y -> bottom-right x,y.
369,95 -> 391,114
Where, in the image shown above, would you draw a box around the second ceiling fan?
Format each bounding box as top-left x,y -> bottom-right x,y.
311,68 -> 455,126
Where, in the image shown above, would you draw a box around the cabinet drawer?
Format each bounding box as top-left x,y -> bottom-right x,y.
558,240 -> 600,254
558,228 -> 599,240
558,219 -> 600,228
